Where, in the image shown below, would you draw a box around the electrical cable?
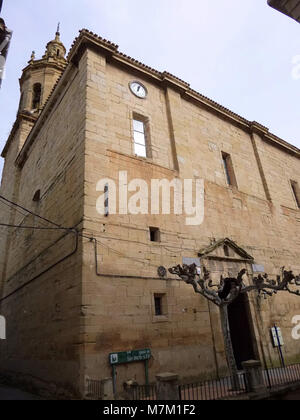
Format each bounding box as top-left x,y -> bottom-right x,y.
90,237 -> 176,281
0,197 -> 59,237
0,194 -> 179,300
0,195 -> 63,228
0,197 -> 29,219
0,194 -> 165,268
0,232 -> 79,303
0,223 -> 74,231
89,236 -> 160,269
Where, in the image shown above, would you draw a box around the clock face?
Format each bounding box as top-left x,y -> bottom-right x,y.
129,81 -> 148,99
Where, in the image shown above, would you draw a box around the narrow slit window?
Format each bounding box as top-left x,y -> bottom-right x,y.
291,180 -> 300,209
133,118 -> 148,158
33,190 -> 41,202
224,245 -> 230,257
154,295 -> 164,316
222,152 -> 237,188
104,184 -> 109,217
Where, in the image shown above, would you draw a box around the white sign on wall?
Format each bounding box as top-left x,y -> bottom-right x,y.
271,327 -> 284,347
252,264 -> 265,273
0,315 -> 6,340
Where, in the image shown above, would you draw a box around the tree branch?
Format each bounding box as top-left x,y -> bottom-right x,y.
168,264 -> 300,306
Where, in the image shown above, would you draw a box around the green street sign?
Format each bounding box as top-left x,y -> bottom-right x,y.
109,349 -> 151,365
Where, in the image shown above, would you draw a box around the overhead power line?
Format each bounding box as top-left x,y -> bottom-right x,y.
0,196 -> 28,219
0,194 -> 169,273
0,195 -> 62,228
0,194 -> 176,304
0,223 -> 73,231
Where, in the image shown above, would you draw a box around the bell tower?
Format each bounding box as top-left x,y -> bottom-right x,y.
0,26 -> 67,286
18,24 -> 67,115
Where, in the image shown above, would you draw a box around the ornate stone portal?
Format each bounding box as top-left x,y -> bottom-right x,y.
169,238 -> 300,379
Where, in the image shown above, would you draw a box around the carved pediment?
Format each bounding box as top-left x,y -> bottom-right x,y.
198,238 -> 254,262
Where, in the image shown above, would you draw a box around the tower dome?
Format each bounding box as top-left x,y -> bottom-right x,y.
18,25 -> 67,115
43,24 -> 67,61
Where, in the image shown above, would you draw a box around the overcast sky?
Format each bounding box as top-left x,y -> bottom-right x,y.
0,0 -> 299,177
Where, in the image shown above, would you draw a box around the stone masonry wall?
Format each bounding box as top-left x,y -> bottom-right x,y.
81,48 -> 300,393
0,54 -> 88,398
0,42 -> 299,399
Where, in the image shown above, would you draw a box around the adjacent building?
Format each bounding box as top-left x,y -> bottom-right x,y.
0,28 -> 299,399
268,0 -> 300,23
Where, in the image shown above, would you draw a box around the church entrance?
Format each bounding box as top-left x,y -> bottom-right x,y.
199,237 -> 260,372
228,293 -> 256,370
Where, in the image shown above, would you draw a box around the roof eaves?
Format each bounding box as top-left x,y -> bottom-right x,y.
9,28 -> 299,165
67,30 -> 300,156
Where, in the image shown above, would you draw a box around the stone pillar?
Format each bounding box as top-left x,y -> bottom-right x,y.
101,378 -> 114,400
156,373 -> 179,401
242,360 -> 266,393
123,380 -> 138,401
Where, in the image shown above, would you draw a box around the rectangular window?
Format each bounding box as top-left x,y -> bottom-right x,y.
291,180 -> 300,208
222,152 -> 238,188
154,296 -> 163,316
154,294 -> 166,316
149,227 -> 160,242
133,118 -> 148,158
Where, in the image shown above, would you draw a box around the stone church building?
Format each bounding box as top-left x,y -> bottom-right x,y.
0,28 -> 299,398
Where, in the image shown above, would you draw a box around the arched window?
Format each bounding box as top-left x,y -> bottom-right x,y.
32,83 -> 42,110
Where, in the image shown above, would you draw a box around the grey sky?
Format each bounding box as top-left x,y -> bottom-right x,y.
0,0 -> 299,178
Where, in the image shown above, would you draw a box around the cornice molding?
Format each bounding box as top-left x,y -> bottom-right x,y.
19,59 -> 67,84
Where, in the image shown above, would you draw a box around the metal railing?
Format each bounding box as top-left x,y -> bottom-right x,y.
263,364 -> 300,389
179,374 -> 247,401
178,364 -> 300,400
132,384 -> 157,401
111,363 -> 300,400
86,379 -> 102,400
